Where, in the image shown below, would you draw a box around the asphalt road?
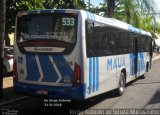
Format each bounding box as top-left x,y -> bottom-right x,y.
1,59 -> 160,115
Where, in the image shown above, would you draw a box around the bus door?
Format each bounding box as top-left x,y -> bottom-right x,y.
132,35 -> 138,79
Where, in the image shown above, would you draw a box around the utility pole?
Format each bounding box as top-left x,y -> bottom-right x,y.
0,0 -> 6,98
87,0 -> 94,12
89,0 -> 90,11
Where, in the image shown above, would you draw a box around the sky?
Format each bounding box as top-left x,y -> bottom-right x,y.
89,0 -> 160,13
155,0 -> 160,10
151,0 -> 160,23
88,0 -> 160,23
84,0 -> 104,7
91,0 -> 104,6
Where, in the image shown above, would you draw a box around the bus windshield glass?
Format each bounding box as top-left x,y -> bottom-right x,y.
17,13 -> 78,44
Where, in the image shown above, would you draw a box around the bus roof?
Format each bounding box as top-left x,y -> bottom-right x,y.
17,9 -> 152,37
83,10 -> 151,37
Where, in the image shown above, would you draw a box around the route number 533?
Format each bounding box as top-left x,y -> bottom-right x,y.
62,18 -> 75,26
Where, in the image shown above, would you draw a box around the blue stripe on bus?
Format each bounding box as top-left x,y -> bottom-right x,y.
137,53 -> 140,75
25,54 -> 73,83
83,83 -> 87,98
93,58 -> 96,92
88,12 -> 91,20
137,53 -> 145,75
93,14 -> 96,21
129,53 -> 134,76
128,26 -> 132,31
89,13 -> 92,20
128,25 -> 143,34
52,55 -> 73,83
89,58 -> 93,92
96,57 -> 99,91
91,13 -> 95,21
27,11 -> 39,15
27,10 -> 67,14
38,55 -> 58,82
88,12 -> 90,19
40,10 -> 52,13
54,10 -> 66,14
140,53 -> 145,70
89,57 -> 99,93
87,12 -> 95,21
26,54 -> 40,81
87,12 -> 90,19
27,10 -> 76,15
40,10 -> 66,14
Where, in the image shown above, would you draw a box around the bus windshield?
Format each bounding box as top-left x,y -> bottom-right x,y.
17,13 -> 78,44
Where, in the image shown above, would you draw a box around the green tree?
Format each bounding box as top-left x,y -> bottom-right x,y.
44,0 -> 73,9
5,0 -> 45,45
20,0 -> 45,10
89,3 -> 107,16
107,0 -> 159,33
113,0 -> 139,24
105,0 -> 118,17
139,16 -> 153,31
93,0 -> 118,17
136,0 -> 157,15
135,0 -> 159,33
44,0 -> 86,9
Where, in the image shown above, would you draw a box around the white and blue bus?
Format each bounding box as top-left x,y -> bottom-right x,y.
13,9 -> 153,100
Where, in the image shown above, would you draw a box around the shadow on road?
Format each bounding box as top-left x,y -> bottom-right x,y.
146,90 -> 160,106
0,86 -> 24,106
17,91 -> 118,115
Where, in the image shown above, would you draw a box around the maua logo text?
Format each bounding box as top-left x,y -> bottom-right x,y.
107,56 -> 125,70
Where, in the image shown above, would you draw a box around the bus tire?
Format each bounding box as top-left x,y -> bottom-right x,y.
115,72 -> 125,96
146,62 -> 149,72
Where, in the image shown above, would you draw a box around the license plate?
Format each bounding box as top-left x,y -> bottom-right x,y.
37,89 -> 48,95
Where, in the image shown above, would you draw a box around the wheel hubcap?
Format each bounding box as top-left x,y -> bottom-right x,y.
119,77 -> 124,92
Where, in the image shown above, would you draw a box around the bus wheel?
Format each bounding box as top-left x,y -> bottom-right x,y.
146,62 -> 149,72
115,72 -> 125,96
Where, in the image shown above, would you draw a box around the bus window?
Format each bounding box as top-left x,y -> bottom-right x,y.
17,14 -> 78,44
16,13 -> 78,54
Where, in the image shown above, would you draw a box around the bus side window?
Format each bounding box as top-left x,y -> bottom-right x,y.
104,34 -> 111,55
86,20 -> 94,57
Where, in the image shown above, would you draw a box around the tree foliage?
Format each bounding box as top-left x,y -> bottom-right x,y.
5,0 -> 160,45
94,0 -> 160,35
105,0 -> 118,17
